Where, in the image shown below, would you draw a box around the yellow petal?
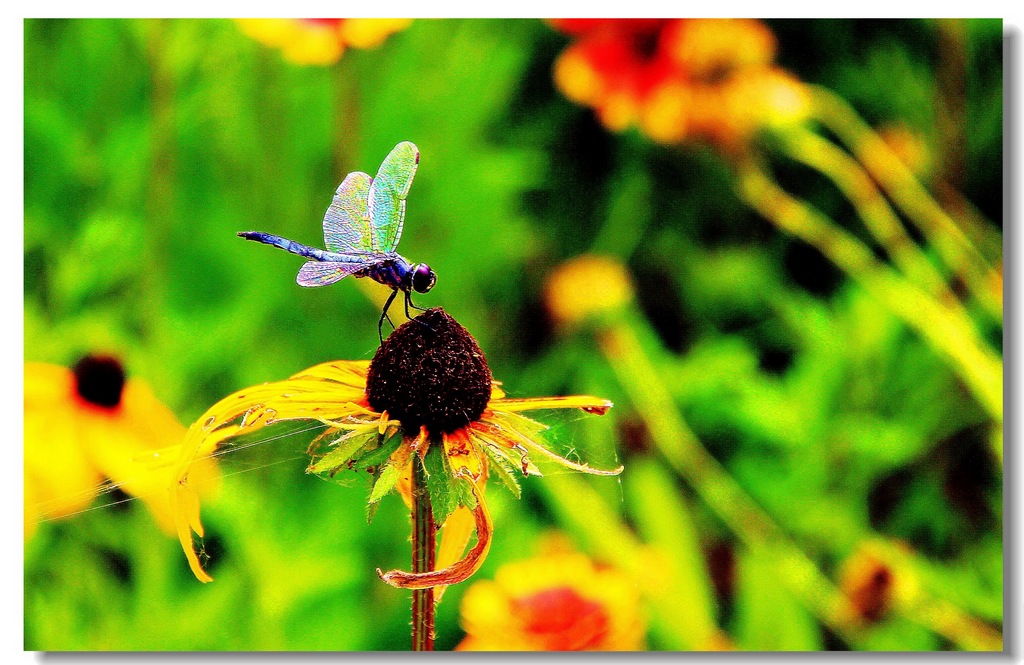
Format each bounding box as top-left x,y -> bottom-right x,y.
24,403 -> 102,524
174,483 -> 213,583
434,505 -> 477,602
24,364 -> 101,527
493,395 -> 613,415
171,360 -> 372,582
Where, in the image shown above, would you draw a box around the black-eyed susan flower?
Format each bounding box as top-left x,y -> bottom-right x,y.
237,18 -> 411,65
172,307 -> 619,585
456,538 -> 645,651
550,18 -> 808,151
24,355 -> 219,538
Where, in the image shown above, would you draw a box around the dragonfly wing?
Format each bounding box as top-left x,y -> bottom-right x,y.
296,261 -> 367,287
368,141 -> 419,252
322,171 -> 375,253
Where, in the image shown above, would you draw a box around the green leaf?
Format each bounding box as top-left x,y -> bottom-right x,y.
481,444 -> 521,499
356,430 -> 404,469
307,429 -> 375,476
369,463 -> 402,504
423,444 -> 459,526
456,474 -> 477,510
366,496 -> 381,525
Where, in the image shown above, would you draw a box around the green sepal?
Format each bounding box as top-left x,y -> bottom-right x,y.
357,430 -> 403,470
481,444 -> 521,499
369,462 -> 402,504
307,429 -> 376,476
423,443 -> 459,526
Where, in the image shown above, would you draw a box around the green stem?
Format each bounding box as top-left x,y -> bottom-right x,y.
775,126 -> 954,304
735,160 -> 1003,432
143,19 -> 175,343
807,85 -> 1001,320
411,453 -> 435,651
332,55 -> 361,180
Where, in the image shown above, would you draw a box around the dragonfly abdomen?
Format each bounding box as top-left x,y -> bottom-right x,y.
237,231 -> 367,264
237,232 -> 325,260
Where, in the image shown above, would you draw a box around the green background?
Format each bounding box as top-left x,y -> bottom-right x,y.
24,18 -> 1002,651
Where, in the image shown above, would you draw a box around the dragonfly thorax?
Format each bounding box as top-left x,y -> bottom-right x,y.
361,256 -> 435,295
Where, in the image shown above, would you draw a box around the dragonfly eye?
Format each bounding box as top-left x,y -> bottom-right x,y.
412,264 -> 437,293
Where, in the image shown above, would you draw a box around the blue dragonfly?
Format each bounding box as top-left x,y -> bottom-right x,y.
239,141 -> 436,341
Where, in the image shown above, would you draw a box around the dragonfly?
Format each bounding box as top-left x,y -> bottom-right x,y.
238,141 -> 436,341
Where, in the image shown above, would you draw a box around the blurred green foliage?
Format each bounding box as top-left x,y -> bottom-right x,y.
24,18 -> 1002,651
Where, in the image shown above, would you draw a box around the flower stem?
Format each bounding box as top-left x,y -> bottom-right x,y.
410,453 -> 436,651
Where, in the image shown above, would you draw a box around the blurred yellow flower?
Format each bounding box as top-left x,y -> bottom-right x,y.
664,18 -> 776,77
456,543 -> 646,651
544,254 -> 635,328
237,18 -> 411,65
877,122 -> 933,177
173,308 -> 619,585
24,355 -> 219,539
690,67 -> 811,155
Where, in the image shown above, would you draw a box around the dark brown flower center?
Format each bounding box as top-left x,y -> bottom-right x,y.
366,308 -> 492,435
73,354 -> 125,409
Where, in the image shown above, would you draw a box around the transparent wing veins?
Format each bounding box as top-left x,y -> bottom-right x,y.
367,141 -> 419,253
296,261 -> 368,287
322,171 -> 375,254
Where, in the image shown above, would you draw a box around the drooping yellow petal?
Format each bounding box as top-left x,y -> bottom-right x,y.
377,472 -> 492,590
392,436 -> 416,510
434,505 -> 477,602
174,483 -> 212,583
172,360 -> 373,582
443,428 -> 484,477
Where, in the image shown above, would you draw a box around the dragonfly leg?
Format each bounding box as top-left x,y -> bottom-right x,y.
406,292 -> 429,314
379,290 -> 399,343
405,292 -> 434,331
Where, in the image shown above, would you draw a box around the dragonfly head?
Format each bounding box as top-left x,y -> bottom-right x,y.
411,263 -> 437,294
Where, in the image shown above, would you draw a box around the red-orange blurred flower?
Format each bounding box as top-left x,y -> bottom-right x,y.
237,18 -> 411,65
456,542 -> 645,651
551,19 -> 808,152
